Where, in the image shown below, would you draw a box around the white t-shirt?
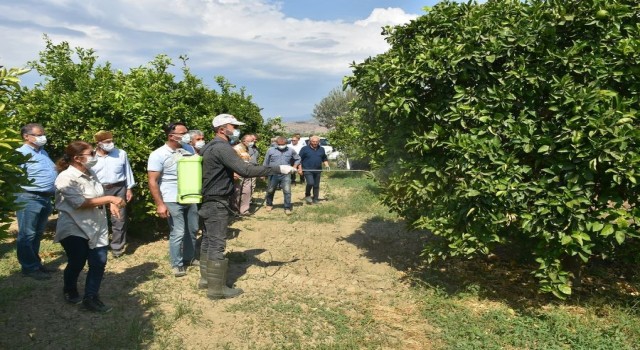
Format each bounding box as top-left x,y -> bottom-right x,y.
147,144 -> 195,202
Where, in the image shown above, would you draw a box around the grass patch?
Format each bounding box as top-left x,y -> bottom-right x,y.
226,290 -> 387,349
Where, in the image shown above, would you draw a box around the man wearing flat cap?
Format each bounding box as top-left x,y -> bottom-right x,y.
93,130 -> 136,258
199,114 -> 296,299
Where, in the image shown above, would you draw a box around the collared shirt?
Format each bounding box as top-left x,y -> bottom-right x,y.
248,145 -> 259,165
54,166 -> 108,249
16,144 -> 57,193
299,145 -> 327,170
147,144 -> 195,203
93,148 -> 136,188
263,147 -> 301,167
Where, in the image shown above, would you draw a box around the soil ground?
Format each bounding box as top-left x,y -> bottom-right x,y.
0,179 -> 434,349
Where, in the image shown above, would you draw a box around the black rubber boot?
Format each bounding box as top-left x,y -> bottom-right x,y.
198,254 -> 208,289
206,259 -> 243,299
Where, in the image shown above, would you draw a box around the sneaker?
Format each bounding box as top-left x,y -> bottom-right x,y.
22,269 -> 52,280
265,206 -> 273,212
284,209 -> 292,215
111,249 -> 124,258
83,296 -> 113,313
64,290 -> 83,305
39,265 -> 57,273
313,199 -> 320,204
305,196 -> 313,204
184,259 -> 200,267
173,266 -> 187,277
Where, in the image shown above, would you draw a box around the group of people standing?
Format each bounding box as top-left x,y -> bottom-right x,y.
13,114 -> 330,312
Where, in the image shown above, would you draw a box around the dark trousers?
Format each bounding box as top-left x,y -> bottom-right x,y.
102,184 -> 128,251
198,201 -> 230,261
60,236 -> 108,298
304,172 -> 322,200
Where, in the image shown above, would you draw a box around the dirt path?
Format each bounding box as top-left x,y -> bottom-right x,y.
1,182 -> 434,349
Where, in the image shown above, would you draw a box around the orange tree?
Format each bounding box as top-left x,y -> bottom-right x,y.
9,38 -> 279,229
343,0 -> 640,298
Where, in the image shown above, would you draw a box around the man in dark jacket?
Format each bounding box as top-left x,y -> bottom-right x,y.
299,135 -> 330,204
199,114 -> 295,299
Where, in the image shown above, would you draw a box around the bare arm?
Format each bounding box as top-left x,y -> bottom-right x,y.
148,171 -> 169,218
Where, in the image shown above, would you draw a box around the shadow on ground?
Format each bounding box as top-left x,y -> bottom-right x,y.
226,248 -> 299,286
342,217 -> 640,311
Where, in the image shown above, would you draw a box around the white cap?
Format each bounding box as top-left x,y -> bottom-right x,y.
212,114 -> 246,128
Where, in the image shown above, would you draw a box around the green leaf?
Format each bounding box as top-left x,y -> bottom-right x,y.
537,145 -> 550,153
615,231 -> 625,244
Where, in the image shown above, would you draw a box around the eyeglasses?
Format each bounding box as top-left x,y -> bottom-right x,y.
79,150 -> 96,157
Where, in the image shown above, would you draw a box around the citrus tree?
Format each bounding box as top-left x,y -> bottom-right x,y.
343,0 -> 640,298
0,66 -> 31,239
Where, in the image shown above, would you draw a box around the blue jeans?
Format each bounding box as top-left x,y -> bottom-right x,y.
265,175 -> 292,209
16,192 -> 53,272
165,202 -> 198,268
304,172 -> 322,201
60,236 -> 108,298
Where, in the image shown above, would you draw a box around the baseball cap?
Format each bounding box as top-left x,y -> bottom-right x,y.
212,114 -> 246,128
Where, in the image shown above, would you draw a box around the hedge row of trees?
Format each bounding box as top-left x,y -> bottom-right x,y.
6,37 -> 283,229
338,0 -> 640,297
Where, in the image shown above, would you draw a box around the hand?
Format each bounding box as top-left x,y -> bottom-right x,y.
279,165 -> 296,174
111,196 -> 126,209
156,203 -> 170,218
324,165 -> 331,172
126,189 -> 133,202
110,203 -> 121,219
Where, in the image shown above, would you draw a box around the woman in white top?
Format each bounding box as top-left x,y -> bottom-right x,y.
54,141 -> 125,313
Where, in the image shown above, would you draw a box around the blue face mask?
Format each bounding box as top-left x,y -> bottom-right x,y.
226,128 -> 241,143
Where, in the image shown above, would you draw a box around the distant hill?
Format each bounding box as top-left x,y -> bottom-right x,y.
282,120 -> 329,136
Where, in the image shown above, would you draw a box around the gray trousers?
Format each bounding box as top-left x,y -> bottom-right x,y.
102,183 -> 128,251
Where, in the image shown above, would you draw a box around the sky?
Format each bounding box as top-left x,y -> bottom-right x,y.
0,0 -> 439,122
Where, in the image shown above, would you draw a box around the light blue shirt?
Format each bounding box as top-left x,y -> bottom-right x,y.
17,144 -> 57,193
93,148 -> 136,189
263,146 -> 301,167
147,144 -> 195,202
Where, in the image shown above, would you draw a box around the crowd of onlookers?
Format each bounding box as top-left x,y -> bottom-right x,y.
14,116 -> 329,312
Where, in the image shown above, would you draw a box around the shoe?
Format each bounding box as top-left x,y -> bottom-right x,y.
39,266 -> 57,273
206,259 -> 243,299
184,259 -> 200,267
305,196 -> 313,204
83,296 -> 113,313
64,290 -> 83,305
284,209 -> 292,215
111,249 -> 124,258
172,266 -> 187,277
265,206 -> 273,212
313,199 -> 320,204
22,269 -> 52,280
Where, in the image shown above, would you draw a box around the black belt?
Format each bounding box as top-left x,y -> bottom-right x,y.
26,191 -> 54,197
102,181 -> 126,189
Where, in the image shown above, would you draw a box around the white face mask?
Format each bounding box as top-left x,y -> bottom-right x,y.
195,140 -> 205,149
33,135 -> 47,147
277,145 -> 287,150
247,142 -> 255,147
100,142 -> 115,152
181,134 -> 192,144
84,156 -> 98,168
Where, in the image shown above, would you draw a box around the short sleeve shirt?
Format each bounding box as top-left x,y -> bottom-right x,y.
54,166 -> 109,248
147,144 -> 195,202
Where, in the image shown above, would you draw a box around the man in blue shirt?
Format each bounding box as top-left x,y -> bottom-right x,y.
93,130 -> 136,258
263,136 -> 301,215
15,123 -> 58,280
299,135 -> 329,204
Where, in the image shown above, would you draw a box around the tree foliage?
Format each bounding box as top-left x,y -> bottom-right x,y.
343,0 -> 640,298
312,86 -> 357,128
0,67 -> 31,239
9,37 -> 278,228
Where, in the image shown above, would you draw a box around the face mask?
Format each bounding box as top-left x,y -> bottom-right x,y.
84,156 -> 98,168
100,142 -> 115,152
247,142 -> 255,147
277,145 -> 287,150
33,135 -> 47,147
226,128 -> 241,143
181,134 -> 192,144
195,140 -> 205,149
